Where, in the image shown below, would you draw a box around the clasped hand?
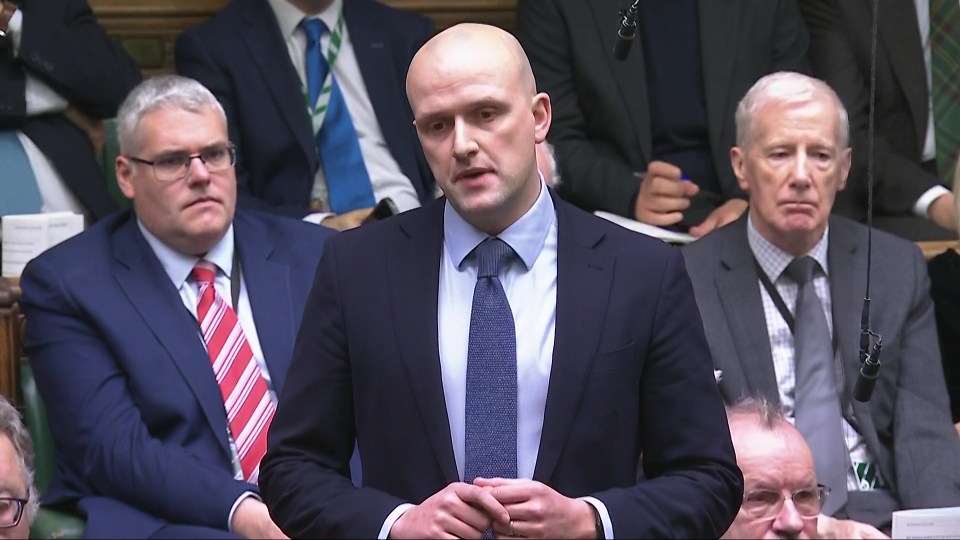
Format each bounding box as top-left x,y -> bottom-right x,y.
390,478 -> 596,539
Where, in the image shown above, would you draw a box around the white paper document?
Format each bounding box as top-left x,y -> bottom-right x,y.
594,211 -> 696,245
2,212 -> 84,277
892,507 -> 960,539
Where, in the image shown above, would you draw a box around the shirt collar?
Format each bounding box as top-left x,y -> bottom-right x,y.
138,220 -> 235,290
747,214 -> 829,282
268,0 -> 343,41
443,178 -> 555,272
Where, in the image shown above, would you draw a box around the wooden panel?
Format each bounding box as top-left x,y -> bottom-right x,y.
0,278 -> 22,406
89,0 -> 517,75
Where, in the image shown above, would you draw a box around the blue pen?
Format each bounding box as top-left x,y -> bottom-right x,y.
680,174 -> 692,182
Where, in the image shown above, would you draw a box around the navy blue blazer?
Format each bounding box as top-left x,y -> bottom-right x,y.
260,194 -> 743,538
174,0 -> 436,218
0,0 -> 141,220
19,210 -> 335,538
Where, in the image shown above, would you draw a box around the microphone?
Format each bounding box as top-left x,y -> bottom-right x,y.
613,1 -> 641,61
853,299 -> 882,402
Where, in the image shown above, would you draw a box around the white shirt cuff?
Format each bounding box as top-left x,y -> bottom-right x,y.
914,185 -> 951,218
580,496 -> 613,540
378,503 -> 414,539
303,211 -> 334,225
227,491 -> 260,532
7,9 -> 22,53
25,73 -> 69,116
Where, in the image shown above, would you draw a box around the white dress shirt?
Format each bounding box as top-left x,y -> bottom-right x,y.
6,9 -> 89,220
266,0 -> 420,223
378,182 -> 613,539
138,222 -> 272,529
747,217 -> 877,491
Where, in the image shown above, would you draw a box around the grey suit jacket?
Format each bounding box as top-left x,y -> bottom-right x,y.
682,215 -> 960,530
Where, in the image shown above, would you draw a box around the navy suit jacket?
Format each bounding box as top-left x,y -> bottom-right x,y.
260,194 -> 743,538
19,210 -> 334,538
174,0 -> 435,218
0,0 -> 141,220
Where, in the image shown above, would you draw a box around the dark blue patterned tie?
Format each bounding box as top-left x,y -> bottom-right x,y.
464,237 -> 518,487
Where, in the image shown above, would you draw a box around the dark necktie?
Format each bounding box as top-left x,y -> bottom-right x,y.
463,238 -> 518,486
301,18 -> 376,214
930,0 -> 960,181
784,256 -> 848,515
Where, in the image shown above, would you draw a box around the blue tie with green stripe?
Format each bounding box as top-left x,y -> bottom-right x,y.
301,18 -> 376,214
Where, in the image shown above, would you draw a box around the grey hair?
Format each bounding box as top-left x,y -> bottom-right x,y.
735,71 -> 849,151
0,396 -> 38,524
725,396 -> 788,431
116,75 -> 227,155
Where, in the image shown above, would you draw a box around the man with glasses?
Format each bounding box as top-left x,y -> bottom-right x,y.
18,75 -> 335,538
0,395 -> 36,539
724,398 -> 887,539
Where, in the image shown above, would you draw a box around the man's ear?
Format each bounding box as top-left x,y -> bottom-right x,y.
838,147 -> 852,191
532,92 -> 552,144
731,146 -> 749,192
116,156 -> 136,201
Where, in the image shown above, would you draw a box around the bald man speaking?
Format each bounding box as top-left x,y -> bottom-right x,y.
260,23 -> 742,539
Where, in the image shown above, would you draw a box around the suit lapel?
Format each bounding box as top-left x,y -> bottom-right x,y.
698,0 -> 741,191
240,0 -> 317,169
717,218 -> 781,402
111,218 -> 231,457
534,198 -> 614,482
874,0 -> 929,148
587,0 -> 652,162
234,213 -> 295,394
827,220 -> 883,471
388,200 -> 459,482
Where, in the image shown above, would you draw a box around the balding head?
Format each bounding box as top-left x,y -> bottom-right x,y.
407,23 -> 537,100
405,23 -> 551,235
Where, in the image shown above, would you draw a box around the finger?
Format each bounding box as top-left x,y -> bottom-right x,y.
643,175 -> 688,198
645,160 -> 683,179
643,193 -> 691,213
637,210 -> 684,227
681,179 -> 700,197
457,484 -> 510,525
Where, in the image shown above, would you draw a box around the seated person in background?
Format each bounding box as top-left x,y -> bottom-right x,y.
18,75 -> 335,539
175,0 -> 436,231
0,394 -> 37,539
799,0 -> 957,241
683,71 -> 960,532
723,398 -> 887,539
0,0 -> 141,222
927,156 -> 960,423
514,0 -> 809,237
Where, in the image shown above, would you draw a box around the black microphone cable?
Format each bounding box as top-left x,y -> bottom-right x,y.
854,0 -> 883,402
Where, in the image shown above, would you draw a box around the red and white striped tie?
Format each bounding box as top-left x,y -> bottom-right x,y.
192,261 -> 275,484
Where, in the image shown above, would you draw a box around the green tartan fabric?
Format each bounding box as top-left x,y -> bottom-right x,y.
931,0 -> 960,180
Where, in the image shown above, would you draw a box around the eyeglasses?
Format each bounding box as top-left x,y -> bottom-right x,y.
127,144 -> 237,182
0,497 -> 28,528
742,484 -> 829,520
